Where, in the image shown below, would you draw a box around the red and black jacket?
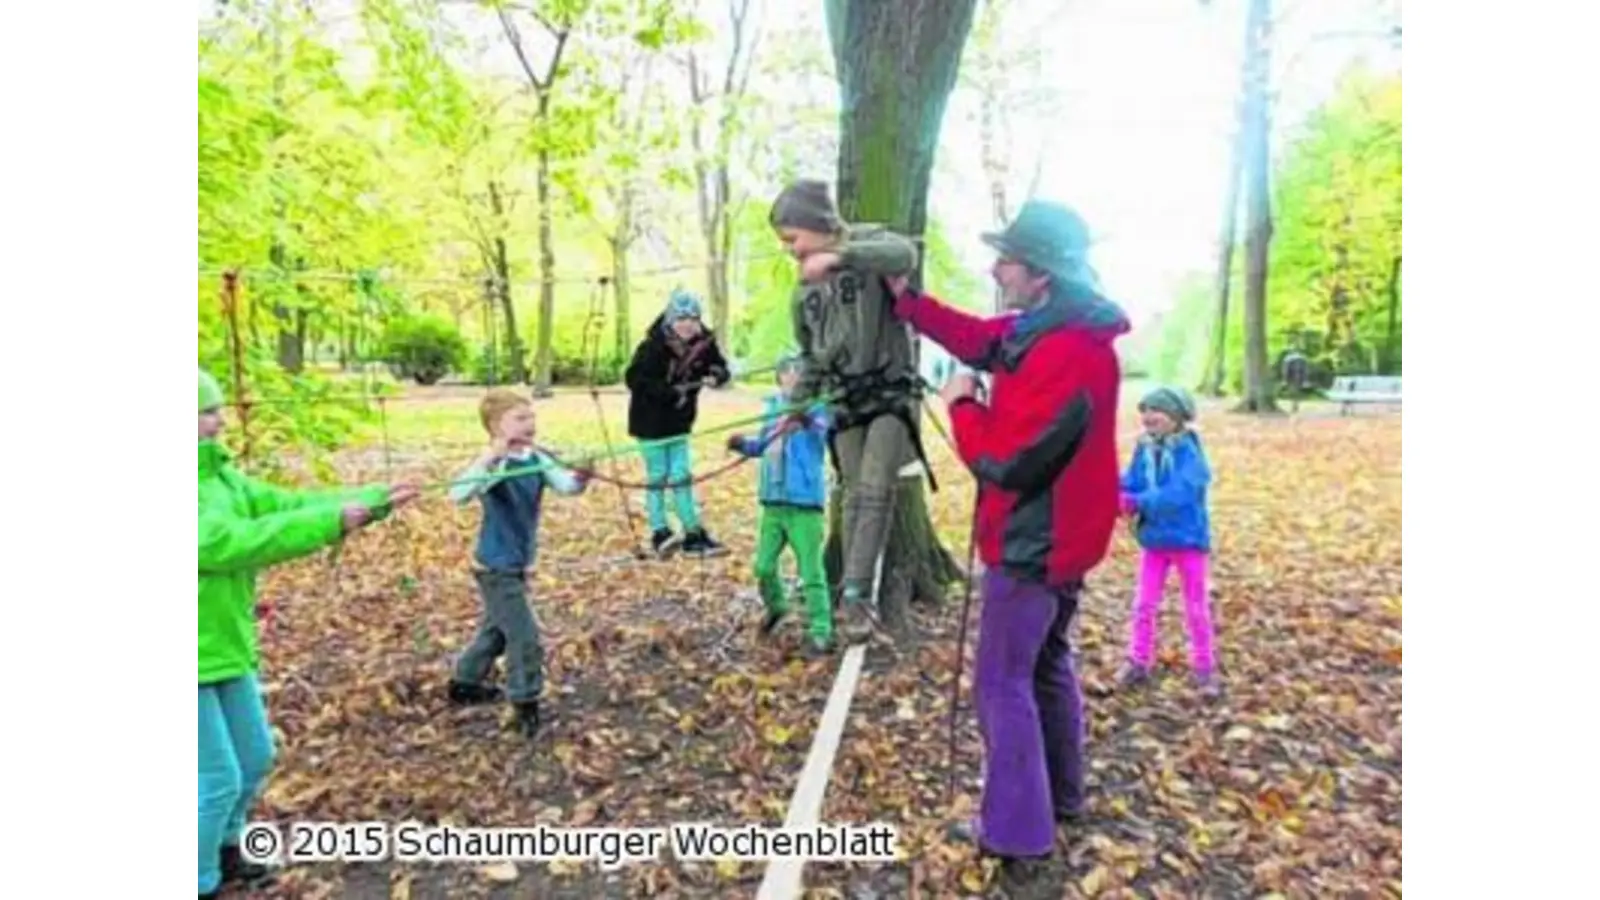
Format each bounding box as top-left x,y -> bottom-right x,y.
895,286 -> 1129,586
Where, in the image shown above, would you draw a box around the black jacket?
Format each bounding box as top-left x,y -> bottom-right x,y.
625,316 -> 730,439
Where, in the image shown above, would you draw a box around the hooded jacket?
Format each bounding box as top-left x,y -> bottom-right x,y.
624,315 -> 730,440
732,394 -> 831,510
198,440 -> 387,683
1121,430 -> 1212,552
894,284 -> 1131,585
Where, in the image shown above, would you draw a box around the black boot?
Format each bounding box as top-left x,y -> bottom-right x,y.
220,843 -> 274,886
448,680 -> 504,706
514,700 -> 541,738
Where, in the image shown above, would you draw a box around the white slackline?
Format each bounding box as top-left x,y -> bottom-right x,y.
755,643 -> 868,900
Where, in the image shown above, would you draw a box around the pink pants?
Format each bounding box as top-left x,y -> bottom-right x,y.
1127,549 -> 1216,675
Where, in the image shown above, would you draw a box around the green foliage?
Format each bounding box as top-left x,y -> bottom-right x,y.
380,314 -> 470,384
1146,67 -> 1402,395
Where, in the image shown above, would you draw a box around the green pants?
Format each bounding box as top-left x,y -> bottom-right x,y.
754,505 -> 831,642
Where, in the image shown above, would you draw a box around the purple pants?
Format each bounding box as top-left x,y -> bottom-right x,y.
973,570 -> 1087,857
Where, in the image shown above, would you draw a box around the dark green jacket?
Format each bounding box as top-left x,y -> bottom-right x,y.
789,224 -> 919,406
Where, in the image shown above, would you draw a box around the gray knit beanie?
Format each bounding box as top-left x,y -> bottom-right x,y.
769,179 -> 843,234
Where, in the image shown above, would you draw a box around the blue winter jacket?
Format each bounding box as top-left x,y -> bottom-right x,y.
733,394 -> 830,510
1120,430 -> 1212,552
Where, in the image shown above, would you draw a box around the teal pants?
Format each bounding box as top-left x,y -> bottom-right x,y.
199,674 -> 276,894
641,440 -> 701,533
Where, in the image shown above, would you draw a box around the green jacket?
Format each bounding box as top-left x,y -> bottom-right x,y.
790,224 -> 919,406
198,440 -> 387,683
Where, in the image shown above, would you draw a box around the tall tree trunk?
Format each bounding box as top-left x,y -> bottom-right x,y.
534,92 -> 556,395
1202,97 -> 1245,396
488,181 -> 527,384
824,0 -> 978,633
1382,253 -> 1401,374
610,196 -> 633,365
1236,0 -> 1278,413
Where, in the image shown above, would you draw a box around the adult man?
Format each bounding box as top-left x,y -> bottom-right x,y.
888,200 -> 1130,862
768,179 -> 922,643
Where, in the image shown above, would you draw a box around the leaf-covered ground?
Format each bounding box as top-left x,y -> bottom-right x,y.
239,386 -> 1400,899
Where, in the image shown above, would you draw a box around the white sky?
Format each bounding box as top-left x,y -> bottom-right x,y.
933,0 -> 1401,325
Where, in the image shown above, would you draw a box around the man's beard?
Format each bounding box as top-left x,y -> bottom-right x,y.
1000,285 -> 1041,310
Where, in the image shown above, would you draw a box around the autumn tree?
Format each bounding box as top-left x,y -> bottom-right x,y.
685,0 -> 763,334
820,0 -> 978,630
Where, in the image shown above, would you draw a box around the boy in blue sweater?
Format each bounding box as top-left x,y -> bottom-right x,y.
727,356 -> 834,655
447,391 -> 591,737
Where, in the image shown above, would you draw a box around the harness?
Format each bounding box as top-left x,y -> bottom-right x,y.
822,361 -> 939,494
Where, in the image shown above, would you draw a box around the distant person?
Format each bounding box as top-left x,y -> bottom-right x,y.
1117,386 -> 1220,697
624,289 -> 731,558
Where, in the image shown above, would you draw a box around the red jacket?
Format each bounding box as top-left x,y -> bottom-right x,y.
895,288 -> 1129,586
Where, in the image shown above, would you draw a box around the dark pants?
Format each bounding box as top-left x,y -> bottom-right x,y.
454,570 -> 544,702
974,570 -> 1087,857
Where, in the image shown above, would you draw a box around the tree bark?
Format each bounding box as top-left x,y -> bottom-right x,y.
1236,0 -> 1279,414
534,89 -> 556,394
488,180 -> 526,384
1202,95 -> 1245,396
1382,253 -> 1401,374
824,0 -> 978,632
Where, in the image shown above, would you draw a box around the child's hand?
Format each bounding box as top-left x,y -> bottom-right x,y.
387,482 -> 423,509
1118,493 -> 1138,517
726,434 -> 747,455
572,458 -> 596,481
340,503 -> 374,534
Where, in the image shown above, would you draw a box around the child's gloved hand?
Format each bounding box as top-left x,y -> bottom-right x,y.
726,434 -> 748,455
1118,493 -> 1138,517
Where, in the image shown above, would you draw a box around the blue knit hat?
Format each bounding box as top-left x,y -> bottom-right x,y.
664,288 -> 704,323
775,351 -> 805,381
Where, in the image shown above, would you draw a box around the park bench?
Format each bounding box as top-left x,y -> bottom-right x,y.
1325,375 -> 1401,415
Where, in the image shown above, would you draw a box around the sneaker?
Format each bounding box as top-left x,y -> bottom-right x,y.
220,844 -> 275,887
651,529 -> 682,559
447,680 -> 504,706
681,528 -> 729,558
839,589 -> 876,644
514,700 -> 541,738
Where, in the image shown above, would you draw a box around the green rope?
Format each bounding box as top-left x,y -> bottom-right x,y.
373,389 -> 840,493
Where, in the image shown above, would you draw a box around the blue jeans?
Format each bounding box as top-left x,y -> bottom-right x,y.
199,674 -> 276,894
640,440 -> 700,533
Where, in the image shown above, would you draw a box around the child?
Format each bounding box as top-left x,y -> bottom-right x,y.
199,369 -> 418,898
447,390 -> 590,738
1118,386 -> 1219,696
624,288 -> 731,558
726,355 -> 834,656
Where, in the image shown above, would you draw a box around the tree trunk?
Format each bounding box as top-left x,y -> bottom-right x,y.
611,223 -> 633,367
488,181 -> 527,384
1382,253 -> 1401,374
1201,98 -> 1245,396
1236,0 -> 1278,414
825,0 -> 978,633
534,91 -> 556,395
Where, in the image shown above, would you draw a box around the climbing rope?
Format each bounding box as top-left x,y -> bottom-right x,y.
580,277 -> 648,559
